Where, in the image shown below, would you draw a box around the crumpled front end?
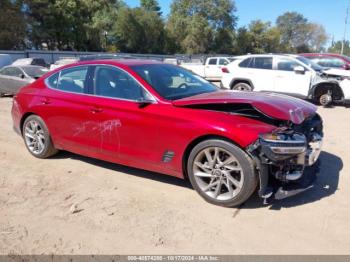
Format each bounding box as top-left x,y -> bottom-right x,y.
248,113 -> 323,201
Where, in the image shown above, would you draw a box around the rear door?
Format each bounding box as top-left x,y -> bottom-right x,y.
274,57 -> 312,98
244,57 -> 275,91
39,66 -> 102,156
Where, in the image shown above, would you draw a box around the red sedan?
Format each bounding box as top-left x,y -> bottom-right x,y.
11,59 -> 323,206
301,53 -> 350,70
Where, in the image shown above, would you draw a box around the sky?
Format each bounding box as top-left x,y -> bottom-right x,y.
127,0 -> 350,44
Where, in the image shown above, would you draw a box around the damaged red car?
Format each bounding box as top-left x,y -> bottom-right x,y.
11,60 -> 323,207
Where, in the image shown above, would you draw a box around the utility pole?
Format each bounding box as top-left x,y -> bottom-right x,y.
341,0 -> 350,54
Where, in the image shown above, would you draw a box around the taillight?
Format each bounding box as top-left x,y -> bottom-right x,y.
221,67 -> 230,73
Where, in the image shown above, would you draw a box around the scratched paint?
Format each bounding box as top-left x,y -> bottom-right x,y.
73,120 -> 122,137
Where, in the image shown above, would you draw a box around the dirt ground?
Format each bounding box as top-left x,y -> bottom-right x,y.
0,96 -> 349,255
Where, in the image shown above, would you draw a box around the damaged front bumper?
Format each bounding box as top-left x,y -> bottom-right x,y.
248,114 -> 323,201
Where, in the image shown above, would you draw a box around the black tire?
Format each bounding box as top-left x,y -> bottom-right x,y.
232,82 -> 252,91
22,115 -> 58,158
187,139 -> 258,207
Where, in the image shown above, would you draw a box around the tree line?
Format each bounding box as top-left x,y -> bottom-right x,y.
0,0 -> 344,55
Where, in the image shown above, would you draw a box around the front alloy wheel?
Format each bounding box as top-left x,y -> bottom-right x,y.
187,140 -> 257,207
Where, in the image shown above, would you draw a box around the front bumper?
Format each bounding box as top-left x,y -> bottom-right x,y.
249,114 -> 324,201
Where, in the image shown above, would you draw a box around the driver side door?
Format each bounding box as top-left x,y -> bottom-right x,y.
88,65 -> 161,169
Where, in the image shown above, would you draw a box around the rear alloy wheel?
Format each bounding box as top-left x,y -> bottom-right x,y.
232,82 -> 252,91
23,115 -> 58,158
187,140 -> 257,207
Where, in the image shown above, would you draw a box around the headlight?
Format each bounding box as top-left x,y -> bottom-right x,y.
259,132 -> 307,161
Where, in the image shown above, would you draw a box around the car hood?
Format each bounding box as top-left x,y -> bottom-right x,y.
172,90 -> 317,124
324,68 -> 350,77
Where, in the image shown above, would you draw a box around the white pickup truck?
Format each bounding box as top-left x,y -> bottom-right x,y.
180,56 -> 235,81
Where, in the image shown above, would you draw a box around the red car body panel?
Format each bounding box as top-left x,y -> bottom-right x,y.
173,90 -> 317,124
301,53 -> 350,69
11,60 -> 317,179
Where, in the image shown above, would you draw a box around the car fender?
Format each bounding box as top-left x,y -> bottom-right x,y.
309,79 -> 344,100
339,79 -> 350,99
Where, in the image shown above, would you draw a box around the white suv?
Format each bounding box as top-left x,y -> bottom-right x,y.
221,54 -> 350,106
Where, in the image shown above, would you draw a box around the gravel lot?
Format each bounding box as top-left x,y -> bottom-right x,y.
0,96 -> 349,254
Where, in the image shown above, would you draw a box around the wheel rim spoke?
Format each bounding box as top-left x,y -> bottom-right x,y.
194,171 -> 213,178
193,146 -> 244,201
24,120 -> 46,155
227,173 -> 242,189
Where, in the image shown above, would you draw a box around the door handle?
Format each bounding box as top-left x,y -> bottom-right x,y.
90,107 -> 103,114
41,98 -> 51,105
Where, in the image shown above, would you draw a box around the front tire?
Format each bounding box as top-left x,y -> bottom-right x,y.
22,115 -> 58,158
187,139 -> 258,207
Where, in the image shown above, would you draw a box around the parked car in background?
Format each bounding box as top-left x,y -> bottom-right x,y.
12,59 -> 323,207
180,56 -> 235,81
50,58 -> 78,71
12,58 -> 48,68
300,53 -> 350,70
0,65 -> 48,96
0,54 -> 12,69
221,54 -> 350,106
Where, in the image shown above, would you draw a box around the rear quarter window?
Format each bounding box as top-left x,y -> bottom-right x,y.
46,66 -> 88,94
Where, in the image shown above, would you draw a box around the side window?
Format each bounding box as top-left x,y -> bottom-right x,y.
208,58 -> 217,65
239,58 -> 252,68
46,73 -> 59,89
11,67 -> 23,77
277,58 -> 302,71
94,66 -> 145,101
0,68 -> 11,76
56,66 -> 88,93
1,67 -> 22,77
252,57 -> 273,70
32,58 -> 46,67
320,57 -> 345,68
218,59 -> 228,65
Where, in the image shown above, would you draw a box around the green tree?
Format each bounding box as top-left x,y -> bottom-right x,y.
24,0 -> 123,51
328,41 -> 350,56
276,12 -> 328,52
276,12 -> 309,51
233,20 -> 281,55
140,0 -> 162,15
112,7 -> 166,53
306,23 -> 328,52
167,0 -> 237,54
0,0 -> 26,49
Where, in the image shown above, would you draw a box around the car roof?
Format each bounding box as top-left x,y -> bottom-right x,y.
232,54 -> 300,59
74,59 -> 164,67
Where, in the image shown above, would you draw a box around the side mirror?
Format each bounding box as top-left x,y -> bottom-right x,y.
136,97 -> 155,108
20,74 -> 25,79
343,64 -> 350,70
294,66 -> 305,74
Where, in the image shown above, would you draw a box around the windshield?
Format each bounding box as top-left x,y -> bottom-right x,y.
131,64 -> 217,100
22,66 -> 48,78
296,56 -> 324,72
